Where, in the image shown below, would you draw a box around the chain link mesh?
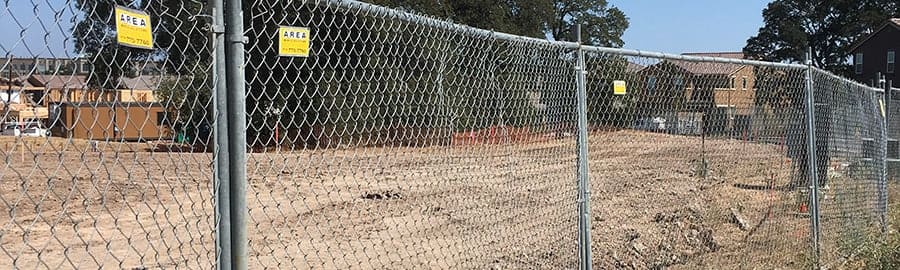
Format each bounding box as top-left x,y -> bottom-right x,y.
1,0 -> 216,268
810,68 -> 887,267
582,53 -> 814,268
242,1 -> 578,268
0,0 -> 890,269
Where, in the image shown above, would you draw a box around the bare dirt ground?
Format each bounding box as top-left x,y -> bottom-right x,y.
0,130 -> 869,269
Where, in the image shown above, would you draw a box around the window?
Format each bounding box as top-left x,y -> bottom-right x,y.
742,77 -> 748,90
855,53 -> 864,74
888,51 -> 895,74
730,76 -> 736,89
647,76 -> 657,94
674,76 -> 683,89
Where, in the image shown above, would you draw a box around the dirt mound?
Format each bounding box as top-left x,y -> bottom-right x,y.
611,208 -> 719,269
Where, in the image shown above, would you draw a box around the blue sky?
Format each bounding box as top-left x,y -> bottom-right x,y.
0,0 -> 80,58
1,1 -> 774,57
608,0 -> 773,54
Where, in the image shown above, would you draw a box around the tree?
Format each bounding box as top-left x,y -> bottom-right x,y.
369,0 -> 629,46
73,0 -> 214,140
744,0 -> 900,76
549,0 -> 628,47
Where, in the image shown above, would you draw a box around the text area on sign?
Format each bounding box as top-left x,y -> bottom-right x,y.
114,6 -> 153,49
279,26 -> 311,57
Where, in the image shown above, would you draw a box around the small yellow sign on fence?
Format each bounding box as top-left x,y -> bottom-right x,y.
279,26 -> 311,57
880,98 -> 885,117
114,6 -> 153,49
613,80 -> 627,95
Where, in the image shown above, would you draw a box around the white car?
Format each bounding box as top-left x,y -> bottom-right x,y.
2,123 -> 50,137
21,126 -> 50,137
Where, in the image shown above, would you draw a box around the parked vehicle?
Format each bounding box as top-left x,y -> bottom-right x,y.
1,123 -> 21,136
2,122 -> 50,137
633,117 -> 667,132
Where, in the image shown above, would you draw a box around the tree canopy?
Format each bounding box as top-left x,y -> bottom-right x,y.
70,0 -> 629,147
744,0 -> 900,76
367,0 -> 629,47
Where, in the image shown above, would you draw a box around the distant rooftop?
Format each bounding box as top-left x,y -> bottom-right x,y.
665,52 -> 746,75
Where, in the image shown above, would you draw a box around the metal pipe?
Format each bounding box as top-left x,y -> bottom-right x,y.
574,24 -> 592,270
803,49 -> 822,268
812,67 -> 883,93
580,46 -> 808,69
224,0 -> 248,268
317,0 -> 572,48
316,0 -> 806,69
210,0 -> 232,269
880,77 -> 890,235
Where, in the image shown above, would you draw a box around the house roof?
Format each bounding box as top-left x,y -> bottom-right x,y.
27,74 -> 89,89
850,18 -> 900,53
626,62 -> 645,73
119,76 -> 166,90
0,76 -> 39,89
664,52 -> 746,75
25,74 -> 170,91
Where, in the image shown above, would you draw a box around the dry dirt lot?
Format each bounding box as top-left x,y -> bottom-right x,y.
0,130 -> 874,269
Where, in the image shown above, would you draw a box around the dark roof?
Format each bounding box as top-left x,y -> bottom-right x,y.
0,76 -> 37,88
626,62 -> 644,72
850,18 -> 900,53
27,74 -> 171,90
665,52 -> 746,75
27,74 -> 89,89
119,76 -> 166,90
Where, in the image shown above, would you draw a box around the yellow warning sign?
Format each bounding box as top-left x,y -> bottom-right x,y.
279,26 -> 311,57
613,80 -> 627,95
114,6 -> 153,49
880,98 -> 885,117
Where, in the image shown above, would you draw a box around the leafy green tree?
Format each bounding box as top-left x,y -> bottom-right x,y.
369,0 -> 628,46
73,0 -> 213,139
744,0 -> 900,76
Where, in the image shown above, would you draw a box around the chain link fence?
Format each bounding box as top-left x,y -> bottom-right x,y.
0,0 -> 218,269
0,0 -> 889,269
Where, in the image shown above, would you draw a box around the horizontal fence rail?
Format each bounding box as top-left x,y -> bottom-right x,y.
0,0 -> 888,269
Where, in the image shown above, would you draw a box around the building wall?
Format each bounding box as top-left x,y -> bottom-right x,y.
853,25 -> 899,87
713,66 -> 756,114
1,58 -> 91,75
119,90 -> 156,102
44,89 -> 157,104
60,103 -> 168,141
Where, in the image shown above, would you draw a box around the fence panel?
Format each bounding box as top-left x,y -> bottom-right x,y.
241,1 -> 579,268
580,50 -> 822,268
0,1 -> 218,269
810,68 -> 887,268
0,0 -> 890,269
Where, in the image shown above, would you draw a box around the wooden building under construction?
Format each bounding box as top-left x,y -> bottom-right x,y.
25,74 -> 169,141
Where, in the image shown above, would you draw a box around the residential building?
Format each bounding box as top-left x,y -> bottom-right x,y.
0,76 -> 49,122
637,52 -> 756,136
1,57 -> 92,75
850,18 -> 899,87
1,73 -> 169,141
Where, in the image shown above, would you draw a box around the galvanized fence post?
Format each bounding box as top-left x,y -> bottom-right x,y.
211,0 -> 232,269
881,76 -> 890,235
803,49 -> 822,268
224,0 -> 248,268
574,24 -> 593,270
